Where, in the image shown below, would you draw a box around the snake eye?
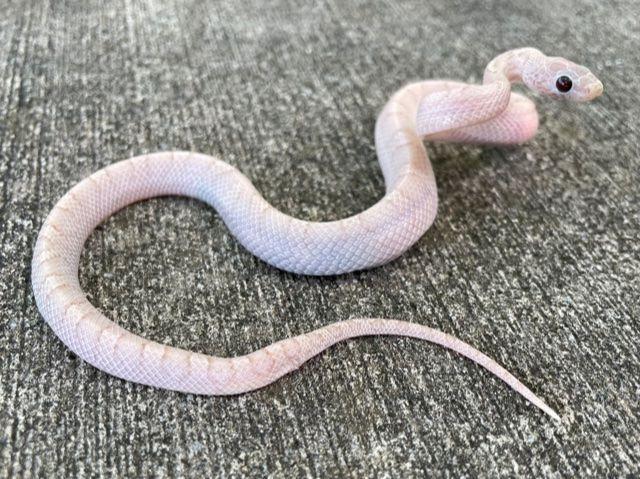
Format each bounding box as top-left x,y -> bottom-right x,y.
555,75 -> 573,93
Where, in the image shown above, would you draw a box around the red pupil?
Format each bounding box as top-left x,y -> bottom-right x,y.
556,76 -> 572,93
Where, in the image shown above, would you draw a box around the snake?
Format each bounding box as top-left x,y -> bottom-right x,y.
31,48 -> 603,420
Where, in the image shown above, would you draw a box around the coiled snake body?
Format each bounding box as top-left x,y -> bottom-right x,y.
32,48 -> 603,419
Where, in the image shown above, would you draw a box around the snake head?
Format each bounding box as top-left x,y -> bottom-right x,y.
523,55 -> 604,102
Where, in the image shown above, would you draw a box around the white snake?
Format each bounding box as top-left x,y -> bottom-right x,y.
32,48 -> 603,420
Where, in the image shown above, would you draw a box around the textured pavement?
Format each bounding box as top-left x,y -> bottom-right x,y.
1,0 -> 639,477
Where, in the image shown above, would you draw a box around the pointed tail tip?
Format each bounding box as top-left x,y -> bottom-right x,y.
524,388 -> 561,422
539,402 -> 561,422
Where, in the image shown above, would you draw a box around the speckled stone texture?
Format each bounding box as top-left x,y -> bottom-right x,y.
0,0 -> 638,477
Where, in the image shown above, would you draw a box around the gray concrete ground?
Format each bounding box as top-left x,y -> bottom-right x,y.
1,0 -> 638,477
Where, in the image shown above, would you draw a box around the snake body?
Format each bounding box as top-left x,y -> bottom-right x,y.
31,48 -> 602,420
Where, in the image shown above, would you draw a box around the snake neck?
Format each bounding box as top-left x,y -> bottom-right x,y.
483,47 -> 546,88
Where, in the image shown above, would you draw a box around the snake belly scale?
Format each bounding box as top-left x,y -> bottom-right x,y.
31,48 -> 603,420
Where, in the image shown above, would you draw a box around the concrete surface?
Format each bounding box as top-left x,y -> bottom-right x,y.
0,0 -> 638,477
